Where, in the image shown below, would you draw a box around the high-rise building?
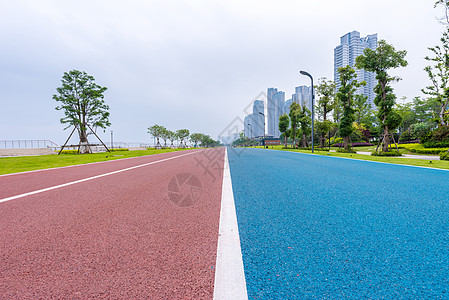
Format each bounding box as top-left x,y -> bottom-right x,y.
253,100 -> 265,137
244,100 -> 265,139
282,98 -> 293,116
292,85 -> 313,112
267,88 -> 278,137
334,30 -> 377,107
271,91 -> 285,137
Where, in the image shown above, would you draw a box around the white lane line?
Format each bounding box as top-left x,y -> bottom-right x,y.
0,150 -> 200,204
267,148 -> 449,172
213,148 -> 248,300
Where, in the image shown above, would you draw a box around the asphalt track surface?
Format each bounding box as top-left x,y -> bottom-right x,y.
1,148 -> 225,299
228,148 -> 449,299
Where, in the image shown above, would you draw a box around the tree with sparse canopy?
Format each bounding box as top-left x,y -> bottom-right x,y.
160,126 -> 170,147
422,27 -> 449,127
356,40 -> 408,152
316,77 -> 336,147
53,70 -> 110,153
289,102 -> 301,148
190,133 -> 203,147
148,124 -> 165,148
298,105 -> 312,148
176,129 -> 190,148
336,65 -> 366,151
353,94 -> 371,125
278,114 -> 290,148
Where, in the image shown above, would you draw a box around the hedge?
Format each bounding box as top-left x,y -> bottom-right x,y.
337,148 -> 357,153
371,150 -> 402,156
440,151 -> 449,161
412,148 -> 447,155
58,148 -> 129,154
397,143 -> 447,154
422,141 -> 449,148
332,142 -> 374,147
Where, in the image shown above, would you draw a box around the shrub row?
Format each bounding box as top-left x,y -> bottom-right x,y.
332,142 -> 374,147
337,148 -> 356,153
371,150 -> 402,156
398,140 -> 420,144
440,151 -> 449,161
397,143 -> 448,154
411,148 -> 447,155
58,148 -> 129,154
422,141 -> 449,148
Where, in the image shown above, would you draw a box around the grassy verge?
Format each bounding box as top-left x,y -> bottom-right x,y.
0,148 -> 190,175
238,145 -> 449,170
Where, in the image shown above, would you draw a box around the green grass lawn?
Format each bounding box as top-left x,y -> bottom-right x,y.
239,145 -> 449,170
0,148 -> 190,175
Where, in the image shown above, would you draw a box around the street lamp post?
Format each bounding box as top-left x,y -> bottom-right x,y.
300,70 -> 315,153
110,130 -> 114,151
258,112 -> 265,147
248,123 -> 253,147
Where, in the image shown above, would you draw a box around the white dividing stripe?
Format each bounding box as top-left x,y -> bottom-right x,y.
213,148 -> 248,300
0,150 -> 199,204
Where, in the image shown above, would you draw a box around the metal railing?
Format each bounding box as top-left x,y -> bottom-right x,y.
0,140 -> 59,149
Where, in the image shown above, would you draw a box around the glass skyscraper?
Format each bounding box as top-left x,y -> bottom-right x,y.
334,30 -> 378,107
244,100 -> 265,138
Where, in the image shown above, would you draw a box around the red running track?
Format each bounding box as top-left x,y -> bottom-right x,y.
0,148 -> 225,299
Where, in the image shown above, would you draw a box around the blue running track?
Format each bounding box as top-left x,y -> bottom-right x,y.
228,148 -> 449,299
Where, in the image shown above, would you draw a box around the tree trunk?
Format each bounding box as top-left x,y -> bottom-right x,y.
292,127 -> 296,148
344,136 -> 350,151
320,133 -> 325,148
440,102 -> 448,127
284,134 -> 287,148
302,133 -> 308,148
79,125 -> 90,154
382,125 -> 390,152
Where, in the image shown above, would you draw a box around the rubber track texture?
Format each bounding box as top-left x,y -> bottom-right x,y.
228,148 -> 449,299
0,148 -> 224,299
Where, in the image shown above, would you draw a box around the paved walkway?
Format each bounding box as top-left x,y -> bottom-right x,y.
0,148 -> 55,157
356,151 -> 440,160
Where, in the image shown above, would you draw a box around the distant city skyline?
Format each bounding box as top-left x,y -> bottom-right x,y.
0,1 -> 442,143
244,86 -> 312,139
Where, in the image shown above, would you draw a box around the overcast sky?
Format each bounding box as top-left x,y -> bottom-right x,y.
0,0 -> 445,145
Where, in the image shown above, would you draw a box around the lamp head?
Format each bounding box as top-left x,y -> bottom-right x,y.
300,70 -> 311,77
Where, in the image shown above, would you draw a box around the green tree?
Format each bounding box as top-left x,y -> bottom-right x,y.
190,133 -> 203,147
147,124 -> 165,148
160,126 -> 170,147
53,70 -> 110,153
411,122 -> 434,140
332,96 -> 343,124
167,130 -> 176,147
336,65 -> 366,150
298,105 -> 311,148
356,40 -> 408,152
176,129 -> 190,148
394,101 -> 414,139
278,114 -> 290,148
289,102 -> 301,148
354,94 -> 372,125
413,97 -> 439,123
315,120 -> 333,148
435,0 -> 449,24
316,77 -> 336,147
315,77 -> 335,121
422,27 -> 449,126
